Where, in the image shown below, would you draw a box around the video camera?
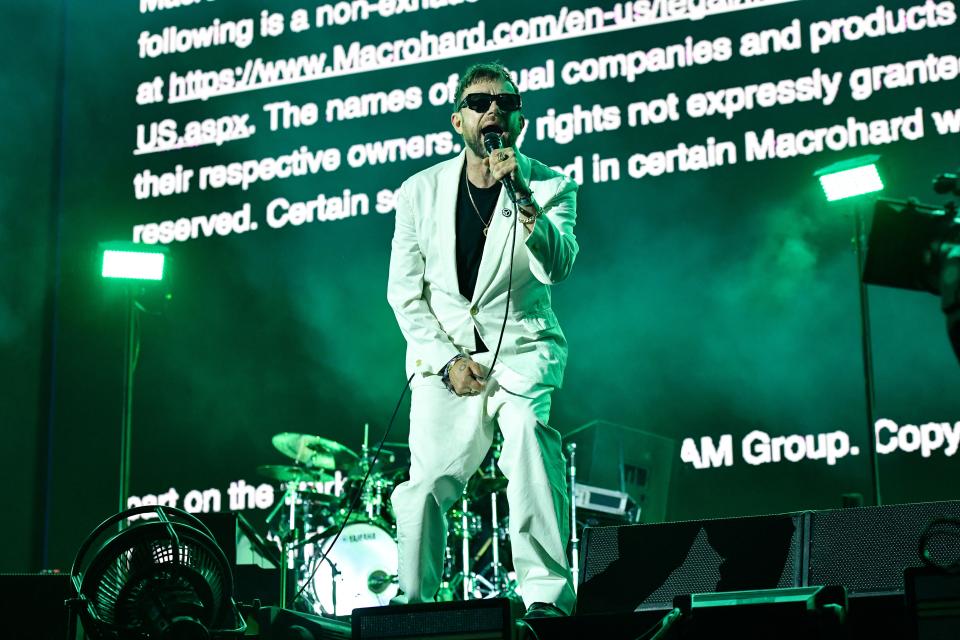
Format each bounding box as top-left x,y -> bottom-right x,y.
863,169 -> 960,363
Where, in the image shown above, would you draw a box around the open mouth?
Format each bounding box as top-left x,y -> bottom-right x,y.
480,123 -> 508,150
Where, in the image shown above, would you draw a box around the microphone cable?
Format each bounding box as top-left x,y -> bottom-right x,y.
291,372 -> 415,608
484,193 -> 519,383
481,129 -> 523,384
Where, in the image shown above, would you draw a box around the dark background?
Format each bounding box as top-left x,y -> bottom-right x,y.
3,0 -> 959,573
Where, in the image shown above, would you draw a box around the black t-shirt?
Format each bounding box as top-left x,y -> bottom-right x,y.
456,164 -> 502,353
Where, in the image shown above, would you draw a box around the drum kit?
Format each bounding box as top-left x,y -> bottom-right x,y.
260,427 -> 519,617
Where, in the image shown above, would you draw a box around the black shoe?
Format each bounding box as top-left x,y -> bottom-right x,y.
522,602 -> 567,620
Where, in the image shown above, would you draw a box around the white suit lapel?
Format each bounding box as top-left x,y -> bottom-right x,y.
433,152 -> 465,294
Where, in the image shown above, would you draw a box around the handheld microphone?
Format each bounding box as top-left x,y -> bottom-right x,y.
482,129 -> 519,203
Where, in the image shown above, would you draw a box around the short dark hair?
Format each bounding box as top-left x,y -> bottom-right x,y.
452,61 -> 520,112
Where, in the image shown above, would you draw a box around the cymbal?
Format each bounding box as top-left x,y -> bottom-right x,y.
272,432 -> 358,469
467,473 -> 508,498
257,464 -> 333,483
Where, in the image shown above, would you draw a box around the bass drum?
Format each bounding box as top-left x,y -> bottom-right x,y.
304,520 -> 398,616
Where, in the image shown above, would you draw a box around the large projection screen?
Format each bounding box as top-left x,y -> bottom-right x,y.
47,0 -> 960,565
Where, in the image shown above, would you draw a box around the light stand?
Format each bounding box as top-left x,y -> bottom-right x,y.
814,156 -> 884,506
852,203 -> 881,506
99,242 -> 169,520
119,285 -> 136,517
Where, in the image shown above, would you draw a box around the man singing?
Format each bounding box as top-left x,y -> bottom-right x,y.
387,61 -> 579,619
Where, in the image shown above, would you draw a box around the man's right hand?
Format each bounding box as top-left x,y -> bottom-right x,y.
448,357 -> 486,396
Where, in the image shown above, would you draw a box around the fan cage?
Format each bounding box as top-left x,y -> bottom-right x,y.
92,536 -> 223,628
73,506 -> 243,637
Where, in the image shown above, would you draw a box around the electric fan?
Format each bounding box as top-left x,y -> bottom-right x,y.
69,505 -> 246,639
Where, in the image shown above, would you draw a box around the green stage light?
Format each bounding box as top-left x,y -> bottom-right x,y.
100,242 -> 167,281
814,155 -> 883,202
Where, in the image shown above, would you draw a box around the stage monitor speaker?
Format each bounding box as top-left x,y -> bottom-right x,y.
352,598 -> 517,639
564,420 -> 674,523
578,512 -> 806,614
579,501 -> 960,617
257,606 -> 351,639
807,501 -> 960,596
905,567 -> 960,640
0,572 -> 73,640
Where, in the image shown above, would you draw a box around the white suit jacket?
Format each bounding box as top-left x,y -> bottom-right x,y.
387,150 -> 579,388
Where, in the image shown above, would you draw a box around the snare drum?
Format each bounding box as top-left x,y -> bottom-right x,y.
302,519 -> 398,616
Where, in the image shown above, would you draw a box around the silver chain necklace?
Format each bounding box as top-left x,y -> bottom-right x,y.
464,171 -> 494,237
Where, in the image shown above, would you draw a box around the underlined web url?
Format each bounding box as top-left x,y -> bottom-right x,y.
167,0 -> 797,103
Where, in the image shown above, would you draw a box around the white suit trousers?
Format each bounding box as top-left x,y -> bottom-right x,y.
390,355 -> 576,614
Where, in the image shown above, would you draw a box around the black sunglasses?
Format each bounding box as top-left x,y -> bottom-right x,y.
457,92 -> 522,113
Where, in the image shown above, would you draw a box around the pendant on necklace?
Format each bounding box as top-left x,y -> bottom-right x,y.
483,227 -> 489,237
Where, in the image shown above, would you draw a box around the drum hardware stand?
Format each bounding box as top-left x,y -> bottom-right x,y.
328,559 -> 340,615
265,480 -> 303,609
445,568 -> 494,601
460,491 -> 473,600
302,553 -> 342,616
360,424 -> 374,519
471,537 -> 517,599
443,489 -> 483,601
438,546 -> 456,602
489,437 -> 502,592
445,435 -> 520,602
359,423 -> 393,523
567,442 -> 579,592
486,435 -> 515,595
